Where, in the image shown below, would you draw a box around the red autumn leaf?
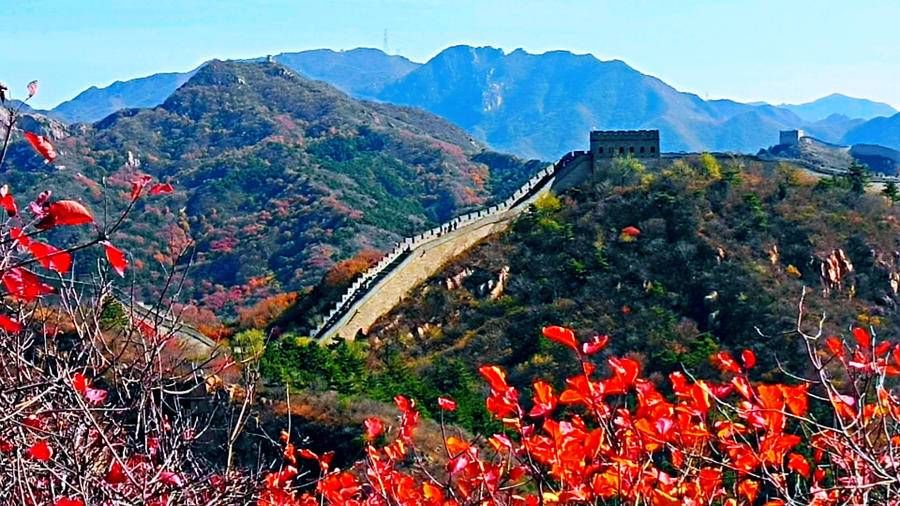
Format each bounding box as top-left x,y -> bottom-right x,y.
478,365 -> 508,392
0,439 -> 12,453
27,439 -> 52,461
874,340 -> 892,357
363,417 -> 383,440
297,448 -> 319,461
781,383 -> 809,417
24,132 -> 57,162
608,356 -> 640,387
712,351 -> 742,374
621,225 -> 641,237
23,415 -> 44,430
54,499 -> 83,506
0,315 -> 22,332
0,185 -> 17,216
741,349 -> 756,369
787,452 -> 811,477
72,372 -> 88,394
2,267 -> 54,301
393,395 -> 414,414
542,325 -> 579,351
824,336 -> 844,358
102,241 -> 128,277
149,182 -> 175,195
106,461 -> 127,484
831,393 -> 857,419
72,372 -> 108,404
36,200 -> 94,229
28,240 -> 72,273
582,334 -> 609,355
697,467 -> 722,498
137,319 -> 158,340
852,327 -> 872,350
85,387 -> 109,405
437,396 -> 457,412
160,470 -> 185,487
738,479 -> 760,503
130,175 -> 152,201
528,380 -> 557,417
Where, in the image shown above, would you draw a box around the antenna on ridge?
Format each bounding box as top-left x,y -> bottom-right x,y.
383,28 -> 389,54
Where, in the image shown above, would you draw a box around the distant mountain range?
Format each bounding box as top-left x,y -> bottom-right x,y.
33,46 -> 900,158
779,94 -> 897,122
4,60 -> 539,312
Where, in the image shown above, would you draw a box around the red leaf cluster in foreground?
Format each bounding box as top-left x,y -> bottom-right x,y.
261,324 -> 900,505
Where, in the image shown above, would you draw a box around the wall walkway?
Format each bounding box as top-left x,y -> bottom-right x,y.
314,151 -> 592,342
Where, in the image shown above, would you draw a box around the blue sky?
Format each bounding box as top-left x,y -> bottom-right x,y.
3,0 -> 899,110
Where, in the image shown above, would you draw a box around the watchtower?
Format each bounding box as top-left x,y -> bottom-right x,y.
779,129 -> 803,146
590,130 -> 660,159
590,130 -> 660,170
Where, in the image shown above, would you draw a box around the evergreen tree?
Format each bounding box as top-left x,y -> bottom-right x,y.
846,161 -> 871,194
882,180 -> 900,204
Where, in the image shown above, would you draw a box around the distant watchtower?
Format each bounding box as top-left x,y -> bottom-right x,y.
590,130 -> 660,170
779,129 -> 803,146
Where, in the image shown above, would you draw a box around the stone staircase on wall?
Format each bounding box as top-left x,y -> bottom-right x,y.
312,150 -> 592,342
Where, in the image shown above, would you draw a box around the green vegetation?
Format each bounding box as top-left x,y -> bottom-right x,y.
354,154 -> 900,395
259,335 -> 498,433
254,154 -> 900,437
847,161 -> 872,194
883,180 -> 900,204
4,60 -> 540,317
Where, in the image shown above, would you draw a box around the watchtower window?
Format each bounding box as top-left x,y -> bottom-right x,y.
650,146 -> 656,153
640,146 -> 646,153
629,147 -> 635,153
619,147 -> 625,154
598,147 -> 603,154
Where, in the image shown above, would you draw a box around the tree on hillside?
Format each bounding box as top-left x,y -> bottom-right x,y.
698,152 -> 722,180
846,160 -> 871,194
883,180 -> 900,204
599,155 -> 646,187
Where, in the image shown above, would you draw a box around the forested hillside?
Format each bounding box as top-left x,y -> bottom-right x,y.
1,60 -> 540,317
260,154 -> 900,433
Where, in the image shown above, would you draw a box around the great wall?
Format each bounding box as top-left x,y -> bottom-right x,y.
310,130 -> 662,342
312,157 -> 575,341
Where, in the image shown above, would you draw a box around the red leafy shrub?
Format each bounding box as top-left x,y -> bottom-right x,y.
264,304 -> 900,505
0,87 -> 258,503
322,249 -> 383,288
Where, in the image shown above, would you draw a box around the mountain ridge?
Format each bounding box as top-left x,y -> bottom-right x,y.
3,60 -> 540,315
34,46 -> 900,158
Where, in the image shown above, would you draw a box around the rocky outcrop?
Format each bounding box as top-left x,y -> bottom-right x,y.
820,249 -> 854,296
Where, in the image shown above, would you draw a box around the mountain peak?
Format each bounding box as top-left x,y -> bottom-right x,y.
782,93 -> 897,122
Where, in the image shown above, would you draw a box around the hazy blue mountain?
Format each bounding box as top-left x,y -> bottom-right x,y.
41,45 -> 900,157
273,48 -> 419,97
47,49 -> 418,124
710,105 -> 805,153
781,94 -> 897,122
802,114 -> 865,144
50,70 -> 198,123
376,46 -> 804,156
842,113 -> 900,150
